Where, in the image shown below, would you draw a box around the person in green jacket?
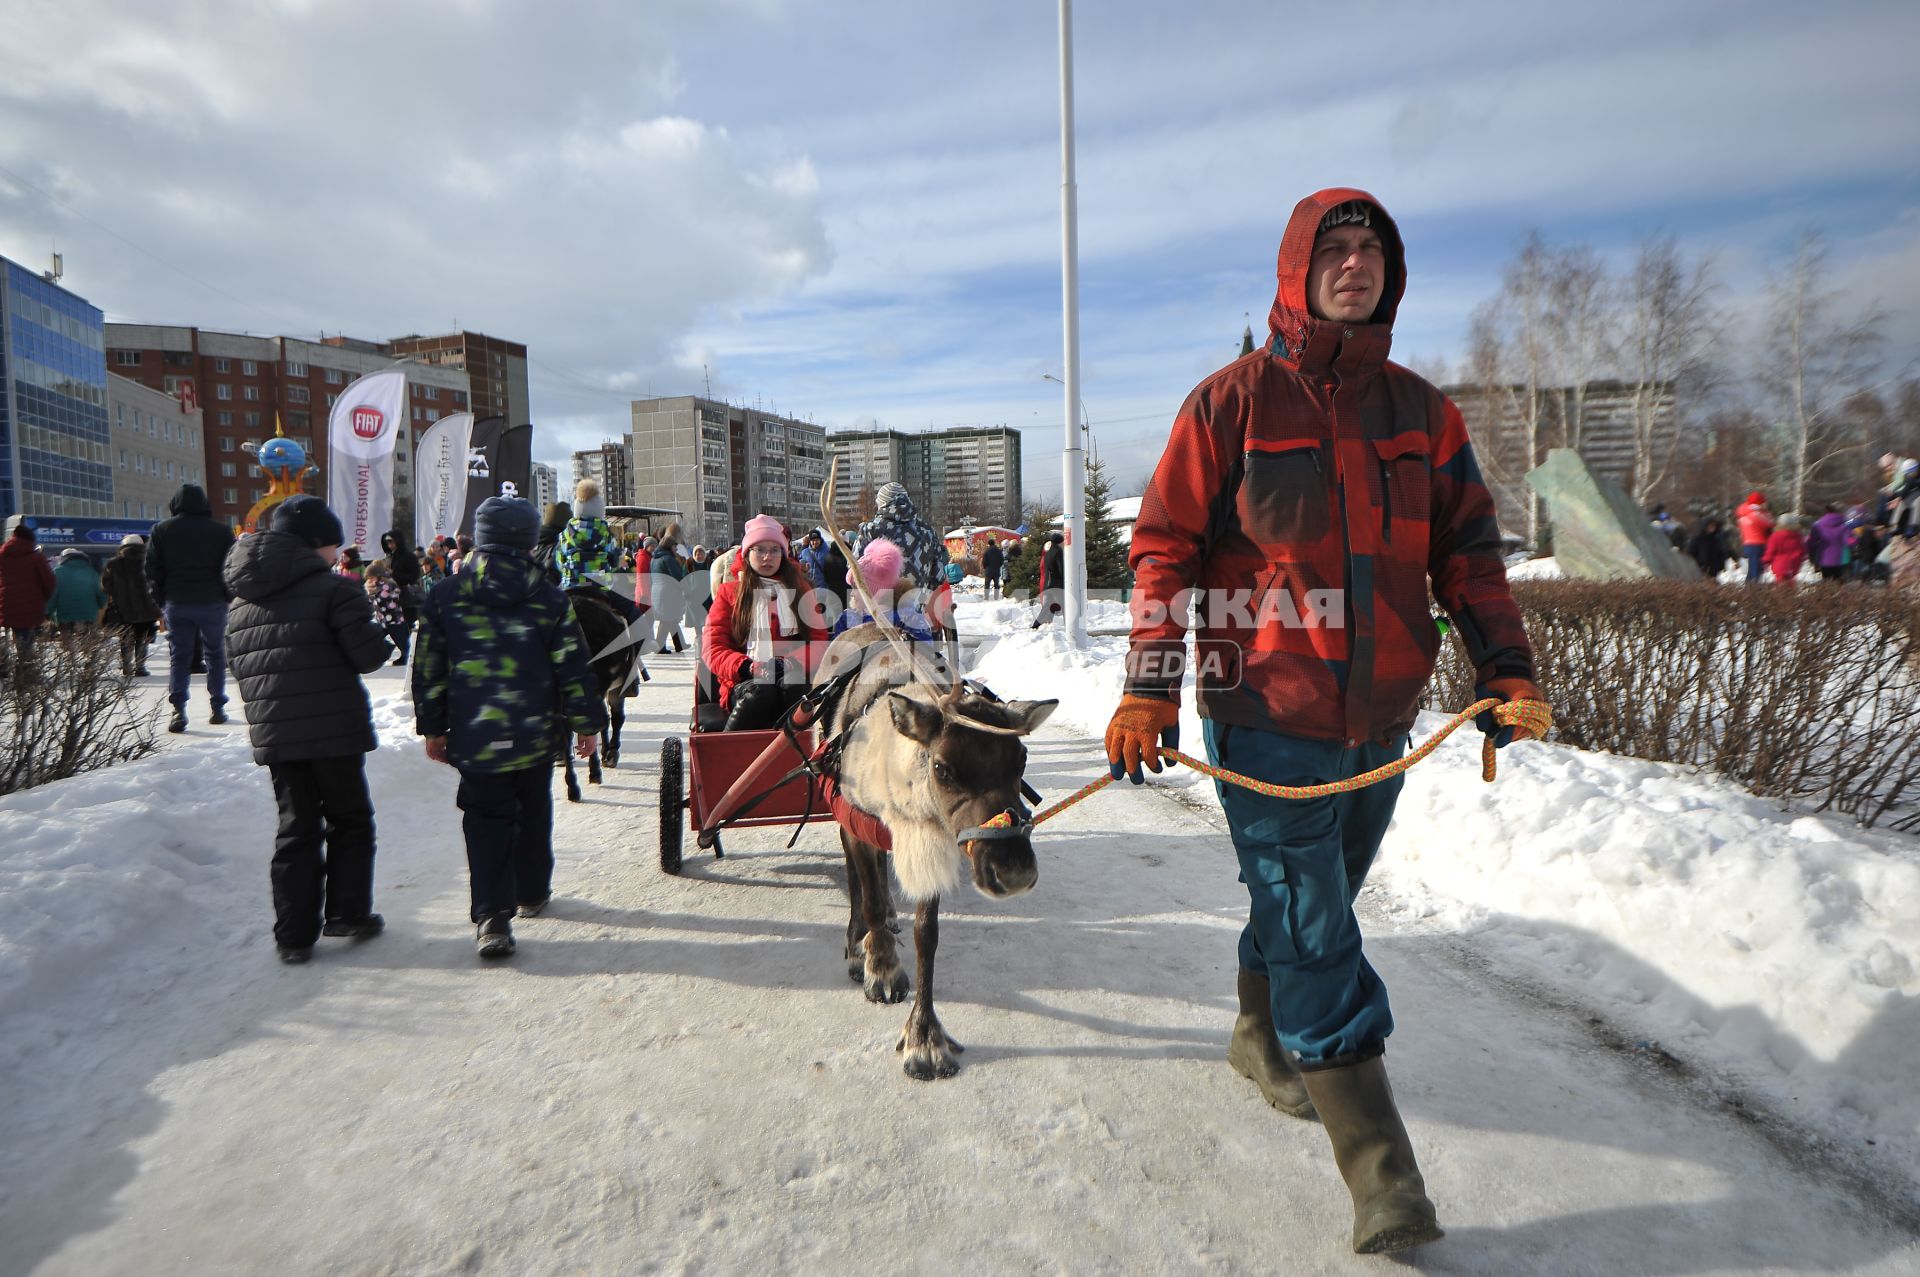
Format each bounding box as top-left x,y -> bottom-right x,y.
413,496 -> 606,959
49,549 -> 108,633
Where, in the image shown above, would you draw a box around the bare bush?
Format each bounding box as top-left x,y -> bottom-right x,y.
1425,581 -> 1920,830
1,628 -> 162,795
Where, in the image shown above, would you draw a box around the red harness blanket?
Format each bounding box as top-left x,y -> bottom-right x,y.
820,773 -> 892,851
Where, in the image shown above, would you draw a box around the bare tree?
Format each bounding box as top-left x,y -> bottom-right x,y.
1540,243 -> 1613,458
1759,231 -> 1886,513
1459,233 -> 1559,546
1619,235 -> 1721,503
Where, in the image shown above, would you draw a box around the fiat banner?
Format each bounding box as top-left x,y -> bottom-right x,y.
413,411 -> 474,548
326,369 -> 408,553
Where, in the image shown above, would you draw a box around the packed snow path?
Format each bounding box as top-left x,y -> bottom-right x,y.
3,653 -> 1917,1276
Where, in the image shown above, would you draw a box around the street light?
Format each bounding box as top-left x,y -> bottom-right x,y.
1041,373 -> 1098,465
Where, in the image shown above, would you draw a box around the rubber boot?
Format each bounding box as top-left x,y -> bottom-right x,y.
1227,968 -> 1314,1118
1299,1055 -> 1443,1254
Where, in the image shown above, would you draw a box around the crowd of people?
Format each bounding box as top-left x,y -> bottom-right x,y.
1652,454 -> 1920,587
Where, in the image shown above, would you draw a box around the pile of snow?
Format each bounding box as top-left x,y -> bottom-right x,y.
968,627 -> 1920,1175
1505,556 -> 1564,581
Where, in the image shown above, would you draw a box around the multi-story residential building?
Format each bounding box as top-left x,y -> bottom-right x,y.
108,373 -> 205,522
571,441 -> 631,507
106,325 -> 470,528
1446,379 -> 1675,538
386,331 -> 529,428
1,254 -> 111,521
826,425 -> 1021,531
626,396 -> 827,549
529,462 -> 558,513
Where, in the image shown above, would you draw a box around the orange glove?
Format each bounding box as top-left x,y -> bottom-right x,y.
1105,694 -> 1181,783
1476,676 -> 1549,746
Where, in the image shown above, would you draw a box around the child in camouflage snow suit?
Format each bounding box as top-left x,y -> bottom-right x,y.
412,496 -> 607,958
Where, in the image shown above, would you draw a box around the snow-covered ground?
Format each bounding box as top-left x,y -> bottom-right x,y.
2,622 -> 1918,1274
962,608 -> 1920,1185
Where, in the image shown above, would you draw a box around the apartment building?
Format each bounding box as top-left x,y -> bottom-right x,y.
571,441 -> 631,507
106,325 -> 470,527
387,331 -> 529,428
529,462 -> 558,513
626,396 -> 827,549
107,373 -> 205,522
826,424 -> 1021,531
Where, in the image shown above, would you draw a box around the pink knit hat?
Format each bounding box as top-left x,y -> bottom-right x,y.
741,514 -> 787,554
851,538 -> 904,592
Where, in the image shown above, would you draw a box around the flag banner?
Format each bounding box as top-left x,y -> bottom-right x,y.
326,369 -> 408,554
459,416 -> 506,534
414,411 -> 474,547
496,423 -> 533,502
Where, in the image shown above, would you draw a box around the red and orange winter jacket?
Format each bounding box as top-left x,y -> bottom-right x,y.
1125,188 -> 1533,745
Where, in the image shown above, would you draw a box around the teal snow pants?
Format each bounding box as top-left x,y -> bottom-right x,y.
1204,719 -> 1405,1068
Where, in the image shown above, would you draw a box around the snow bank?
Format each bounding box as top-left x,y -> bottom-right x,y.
967,625 -> 1920,1174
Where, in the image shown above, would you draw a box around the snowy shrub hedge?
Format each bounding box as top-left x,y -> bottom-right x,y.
1425,581 -> 1920,830
0,630 -> 160,795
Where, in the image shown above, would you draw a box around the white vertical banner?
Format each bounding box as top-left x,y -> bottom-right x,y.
326,369 -> 408,554
413,411 -> 474,547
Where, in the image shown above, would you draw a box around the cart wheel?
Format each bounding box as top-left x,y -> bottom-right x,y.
659,737 -> 684,875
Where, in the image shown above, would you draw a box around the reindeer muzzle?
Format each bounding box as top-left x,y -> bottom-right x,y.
960,802 -> 1038,897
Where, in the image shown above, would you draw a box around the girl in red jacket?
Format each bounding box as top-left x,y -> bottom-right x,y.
701,514 -> 828,730
1762,515 -> 1808,585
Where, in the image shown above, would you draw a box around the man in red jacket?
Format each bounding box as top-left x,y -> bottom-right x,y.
1105,190 -> 1547,1255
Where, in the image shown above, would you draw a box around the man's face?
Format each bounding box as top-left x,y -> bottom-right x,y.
1308,225 -> 1388,324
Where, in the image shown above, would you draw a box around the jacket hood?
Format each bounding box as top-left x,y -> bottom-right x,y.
168,484 -> 213,517
1266,187 -> 1407,364
1,536 -> 42,559
225,530 -> 331,602
451,549 -> 548,610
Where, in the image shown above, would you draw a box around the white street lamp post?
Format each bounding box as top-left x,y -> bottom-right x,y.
1056,0 -> 1087,646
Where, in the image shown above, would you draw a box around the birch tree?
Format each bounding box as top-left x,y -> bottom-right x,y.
1759,231 -> 1885,512
1619,235 -> 1720,503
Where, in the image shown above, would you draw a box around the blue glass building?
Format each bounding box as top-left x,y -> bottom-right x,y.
0,255 -> 112,522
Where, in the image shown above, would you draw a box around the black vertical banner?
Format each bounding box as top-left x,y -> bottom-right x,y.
497,423 -> 533,504
458,415 -> 505,535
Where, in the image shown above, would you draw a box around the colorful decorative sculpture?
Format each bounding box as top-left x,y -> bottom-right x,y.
243,418 -> 319,534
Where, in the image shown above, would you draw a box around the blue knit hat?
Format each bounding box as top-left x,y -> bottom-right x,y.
474,496 -> 539,552
271,496 -> 344,548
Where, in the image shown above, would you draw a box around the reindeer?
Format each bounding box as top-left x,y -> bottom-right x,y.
814,626 -> 1056,1079
561,588 -> 647,802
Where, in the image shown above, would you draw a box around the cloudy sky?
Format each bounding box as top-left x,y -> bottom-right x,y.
3,0 -> 1916,502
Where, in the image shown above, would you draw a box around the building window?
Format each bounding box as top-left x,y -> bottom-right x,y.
325,369 -> 344,385
135,455 -> 145,474
166,461 -> 175,479
213,357 -> 230,373
121,499 -> 130,516
286,385 -> 309,404
326,393 -> 338,408
223,488 -> 238,505
251,489 -> 265,503
220,436 -> 236,452
116,350 -> 141,366
412,406 -> 422,420
118,448 -> 127,470
425,409 -> 440,422
245,412 -> 261,427
425,386 -> 438,401
285,361 -> 307,376
242,360 -> 258,376
221,462 -> 236,477
243,386 -> 261,401
216,384 -> 232,400
218,411 -> 233,426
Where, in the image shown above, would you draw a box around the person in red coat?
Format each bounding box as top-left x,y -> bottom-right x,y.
1762,515 -> 1808,585
1735,491 -> 1775,584
701,514 -> 828,730
1,521 -> 58,678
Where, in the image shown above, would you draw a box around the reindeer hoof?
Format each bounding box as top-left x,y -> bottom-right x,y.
896,1023 -> 962,1079
565,783 -> 582,803
864,967 -> 910,1005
